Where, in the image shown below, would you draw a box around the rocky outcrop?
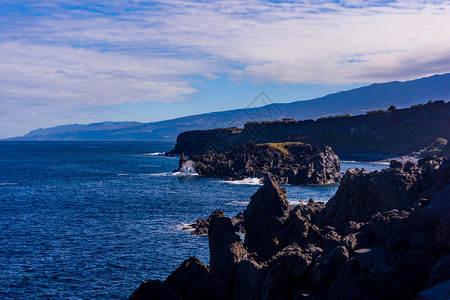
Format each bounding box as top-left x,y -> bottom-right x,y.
182,142 -> 340,185
183,210 -> 244,235
243,178 -> 291,259
171,101 -> 450,157
130,156 -> 450,300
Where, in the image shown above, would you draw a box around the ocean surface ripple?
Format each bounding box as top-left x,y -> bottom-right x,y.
0,141 -> 386,299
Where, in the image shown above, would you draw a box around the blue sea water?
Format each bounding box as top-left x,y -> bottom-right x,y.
0,141 -> 387,299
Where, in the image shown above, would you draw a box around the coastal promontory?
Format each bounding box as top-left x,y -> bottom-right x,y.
180,142 -> 340,185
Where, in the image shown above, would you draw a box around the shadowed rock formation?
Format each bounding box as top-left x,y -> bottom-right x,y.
182,142 -> 340,185
130,156 -> 450,300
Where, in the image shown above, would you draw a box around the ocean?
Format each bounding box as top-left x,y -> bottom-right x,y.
0,141 -> 387,299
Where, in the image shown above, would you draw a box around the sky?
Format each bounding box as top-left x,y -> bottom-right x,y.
1,0 -> 450,139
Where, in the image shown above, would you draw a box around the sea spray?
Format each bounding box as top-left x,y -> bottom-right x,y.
180,160 -> 197,174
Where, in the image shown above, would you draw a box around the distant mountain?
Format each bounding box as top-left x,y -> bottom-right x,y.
11,73 -> 450,141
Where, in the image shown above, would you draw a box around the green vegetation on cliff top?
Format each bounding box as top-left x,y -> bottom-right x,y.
263,142 -> 306,156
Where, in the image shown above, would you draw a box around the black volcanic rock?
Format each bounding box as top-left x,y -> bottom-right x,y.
184,210 -> 244,235
129,279 -> 180,300
189,210 -> 224,235
208,215 -> 248,300
243,178 -> 291,258
186,142 -> 340,185
164,257 -> 214,300
318,165 -> 423,232
130,157 -> 450,300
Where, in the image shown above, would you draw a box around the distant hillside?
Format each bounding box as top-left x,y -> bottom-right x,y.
11,73 -> 450,141
172,101 -> 450,157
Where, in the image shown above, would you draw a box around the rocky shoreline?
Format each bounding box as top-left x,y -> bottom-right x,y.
178,142 -> 341,185
130,156 -> 450,300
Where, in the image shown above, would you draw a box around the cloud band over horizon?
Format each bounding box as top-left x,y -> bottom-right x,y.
1,0 -> 450,138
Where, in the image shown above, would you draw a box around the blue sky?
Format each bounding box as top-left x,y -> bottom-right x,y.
1,0 -> 450,138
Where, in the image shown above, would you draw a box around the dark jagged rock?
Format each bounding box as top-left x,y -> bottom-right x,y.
428,255 -> 450,288
233,257 -> 267,299
309,246 -> 349,287
231,211 -> 245,233
328,258 -> 361,299
243,178 -> 291,258
131,157 -> 450,300
184,210 -> 244,235
389,159 -> 403,169
208,215 -> 248,300
129,279 -> 181,300
189,210 -> 224,235
184,142 -> 340,185
318,164 -> 424,232
165,257 -> 214,300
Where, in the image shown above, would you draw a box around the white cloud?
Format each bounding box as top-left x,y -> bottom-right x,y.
0,0 -> 450,137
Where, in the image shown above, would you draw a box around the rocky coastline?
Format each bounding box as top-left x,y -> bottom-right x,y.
170,101 -> 450,158
178,142 -> 341,185
130,156 -> 450,300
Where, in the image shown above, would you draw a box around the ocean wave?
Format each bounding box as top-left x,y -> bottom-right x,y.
224,178 -> 263,185
171,171 -> 199,176
141,172 -> 169,176
225,200 -> 250,206
143,171 -> 199,177
117,174 -> 128,176
175,223 -> 196,231
0,182 -> 20,186
141,152 -> 164,156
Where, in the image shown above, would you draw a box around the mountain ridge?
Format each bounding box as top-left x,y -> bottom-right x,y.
9,73 -> 450,141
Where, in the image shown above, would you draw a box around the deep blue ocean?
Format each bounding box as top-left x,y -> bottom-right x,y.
0,141 -> 387,299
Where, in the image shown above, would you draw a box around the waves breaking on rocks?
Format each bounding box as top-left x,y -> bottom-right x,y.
130,156 -> 450,300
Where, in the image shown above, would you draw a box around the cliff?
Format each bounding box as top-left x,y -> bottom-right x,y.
183,142 -> 340,185
171,101 -> 450,157
130,157 -> 450,300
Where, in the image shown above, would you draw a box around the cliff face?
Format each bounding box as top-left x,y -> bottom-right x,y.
171,101 -> 450,157
184,142 -> 341,185
130,157 -> 450,300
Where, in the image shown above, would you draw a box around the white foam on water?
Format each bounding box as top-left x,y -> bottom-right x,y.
144,171 -> 199,177
0,182 -> 19,186
175,223 -> 196,232
180,160 -> 196,172
142,172 -> 170,176
117,174 -> 128,176
225,200 -> 250,206
224,178 -> 263,185
289,200 -> 302,206
142,152 -> 164,156
171,171 -> 199,176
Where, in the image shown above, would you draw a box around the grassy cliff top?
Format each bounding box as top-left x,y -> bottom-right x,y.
263,142 -> 308,155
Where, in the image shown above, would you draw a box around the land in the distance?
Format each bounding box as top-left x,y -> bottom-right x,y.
8,73 -> 450,141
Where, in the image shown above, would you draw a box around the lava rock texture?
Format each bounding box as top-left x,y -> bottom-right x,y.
130,156 -> 449,300
183,142 -> 340,185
